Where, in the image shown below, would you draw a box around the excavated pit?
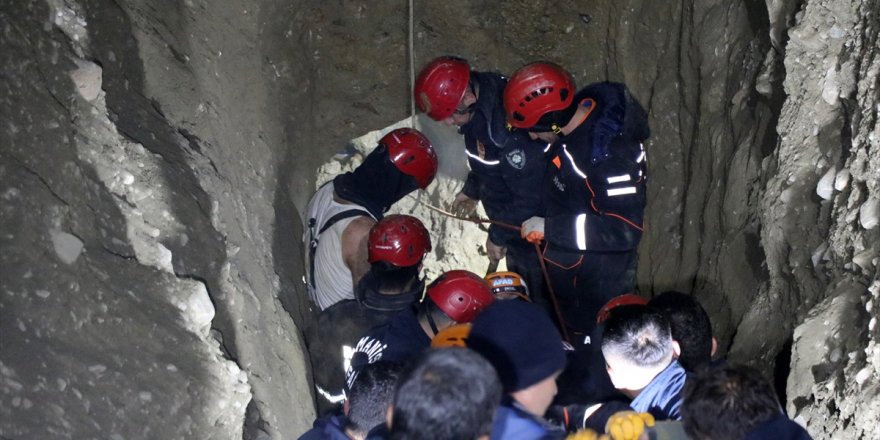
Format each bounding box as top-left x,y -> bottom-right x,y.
1,0 -> 878,438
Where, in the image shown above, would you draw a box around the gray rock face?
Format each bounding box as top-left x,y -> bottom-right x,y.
2,0 -> 311,438
1,0 -> 877,438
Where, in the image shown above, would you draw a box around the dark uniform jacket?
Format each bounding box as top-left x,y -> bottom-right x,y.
306,272 -> 422,414
459,71 -> 547,247
543,82 -> 650,252
345,307 -> 430,389
298,415 -> 351,440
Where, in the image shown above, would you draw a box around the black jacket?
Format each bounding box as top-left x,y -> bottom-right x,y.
345,307 -> 431,389
306,272 -> 422,414
543,82 -> 650,252
460,71 -> 547,246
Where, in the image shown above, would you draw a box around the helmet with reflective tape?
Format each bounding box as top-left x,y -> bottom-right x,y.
596,293 -> 648,324
504,62 -> 575,130
367,214 -> 432,267
484,271 -> 531,301
381,128 -> 439,189
430,323 -> 472,348
426,270 -> 494,323
414,56 -> 471,121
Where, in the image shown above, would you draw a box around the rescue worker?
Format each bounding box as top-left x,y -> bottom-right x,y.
306,214 -> 431,414
414,56 -> 548,305
304,128 -> 438,311
345,270 -> 494,389
503,62 -> 650,338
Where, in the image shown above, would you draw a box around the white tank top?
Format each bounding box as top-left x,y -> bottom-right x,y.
304,182 -> 374,310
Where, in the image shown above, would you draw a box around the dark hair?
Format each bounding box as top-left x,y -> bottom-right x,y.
681,363 -> 782,440
601,306 -> 672,368
390,348 -> 502,440
346,361 -> 405,437
649,291 -> 713,371
371,261 -> 421,292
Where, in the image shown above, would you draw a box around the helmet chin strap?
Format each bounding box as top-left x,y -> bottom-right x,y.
419,299 -> 441,337
425,308 -> 441,337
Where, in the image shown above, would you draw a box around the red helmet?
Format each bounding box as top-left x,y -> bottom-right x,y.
504,62 -> 575,130
368,214 -> 432,267
596,293 -> 648,324
414,57 -> 471,120
381,128 -> 439,189
426,270 -> 495,323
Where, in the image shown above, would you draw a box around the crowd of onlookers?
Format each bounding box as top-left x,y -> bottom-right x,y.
301,279 -> 812,439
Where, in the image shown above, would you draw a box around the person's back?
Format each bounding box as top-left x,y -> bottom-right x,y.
601,305 -> 686,421
389,348 -> 502,440
681,363 -> 812,440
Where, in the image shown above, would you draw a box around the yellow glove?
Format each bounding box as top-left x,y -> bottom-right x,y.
605,411 -> 655,440
566,429 -> 611,440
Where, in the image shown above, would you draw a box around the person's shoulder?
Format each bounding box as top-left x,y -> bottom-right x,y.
745,413 -> 812,440
492,403 -> 564,440
298,415 -> 349,440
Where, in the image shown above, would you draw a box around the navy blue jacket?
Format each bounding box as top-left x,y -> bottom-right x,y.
491,398 -> 565,440
745,414 -> 812,439
299,415 -> 391,440
630,360 -> 687,421
460,71 -> 547,246
544,82 -> 649,252
345,307 -> 430,388
299,415 -> 351,440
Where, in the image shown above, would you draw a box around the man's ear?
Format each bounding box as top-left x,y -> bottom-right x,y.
385,405 -> 394,429
671,340 -> 681,358
711,337 -> 718,357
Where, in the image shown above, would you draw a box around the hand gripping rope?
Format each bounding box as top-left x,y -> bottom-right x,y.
411,197 -> 572,344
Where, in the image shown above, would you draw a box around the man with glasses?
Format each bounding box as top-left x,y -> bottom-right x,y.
414,56 -> 548,308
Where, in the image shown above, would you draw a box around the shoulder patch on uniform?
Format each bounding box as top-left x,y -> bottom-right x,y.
506,149 -> 525,170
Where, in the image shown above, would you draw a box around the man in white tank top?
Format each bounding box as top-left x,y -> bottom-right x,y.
304,128 -> 438,311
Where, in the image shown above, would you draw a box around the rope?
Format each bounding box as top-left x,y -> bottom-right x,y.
410,197 -> 573,343
407,0 -> 416,127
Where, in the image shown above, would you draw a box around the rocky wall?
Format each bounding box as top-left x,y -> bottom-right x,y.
1,0 -> 312,437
